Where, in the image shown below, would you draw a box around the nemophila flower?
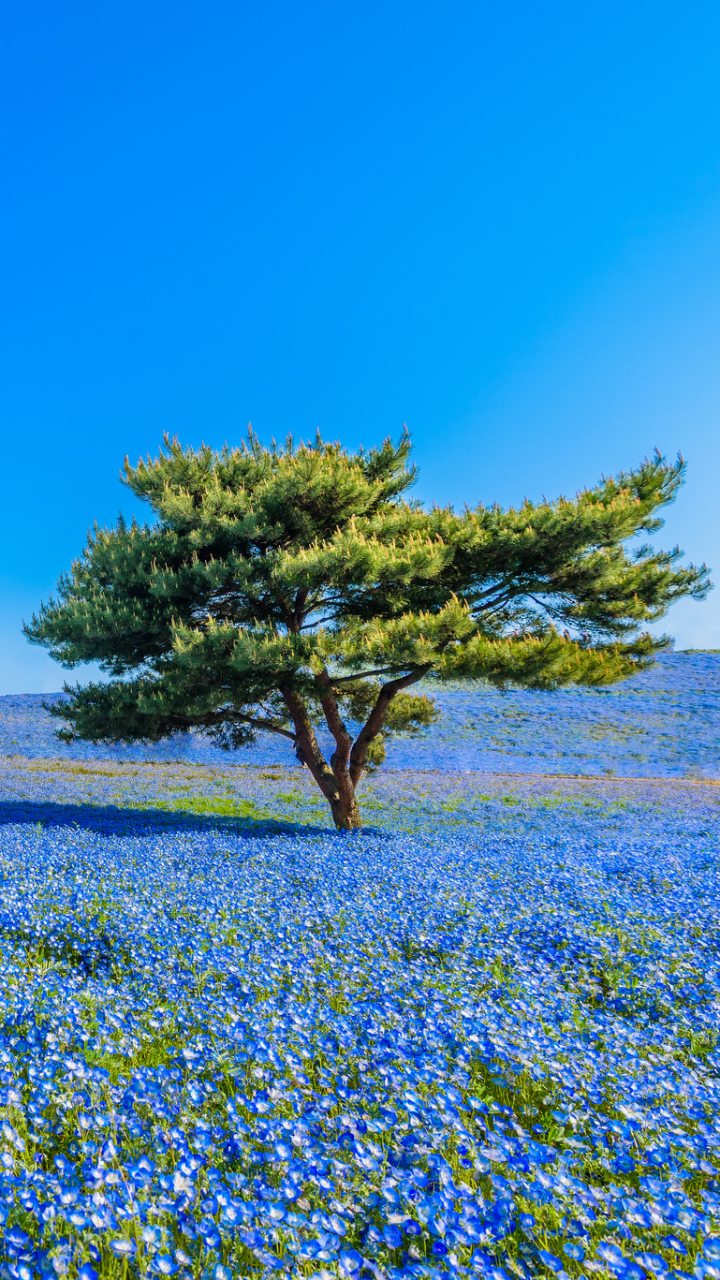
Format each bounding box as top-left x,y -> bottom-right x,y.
338,1249 -> 363,1275
5,1226 -> 31,1251
562,1241 -> 584,1261
634,1253 -> 668,1274
108,1238 -> 136,1257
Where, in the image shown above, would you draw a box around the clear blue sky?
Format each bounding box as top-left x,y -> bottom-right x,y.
2,0 -> 719,694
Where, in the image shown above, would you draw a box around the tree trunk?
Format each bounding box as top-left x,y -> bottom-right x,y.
329,788 -> 362,832
280,680 -> 363,832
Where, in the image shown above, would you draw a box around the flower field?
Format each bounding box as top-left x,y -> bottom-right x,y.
0,656 -> 719,1280
2,653 -> 718,780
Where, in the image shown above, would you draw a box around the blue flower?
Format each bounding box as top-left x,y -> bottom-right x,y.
634,1253 -> 668,1275
109,1239 -> 137,1258
383,1225 -> 403,1249
154,1258 -> 177,1276
5,1226 -> 31,1251
338,1249 -> 364,1276
538,1248 -> 565,1274
563,1241 -> 584,1261
596,1242 -> 627,1269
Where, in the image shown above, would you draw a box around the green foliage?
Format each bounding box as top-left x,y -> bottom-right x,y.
24,430 -> 710,827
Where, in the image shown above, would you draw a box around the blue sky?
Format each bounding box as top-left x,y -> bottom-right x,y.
2,0 -> 719,693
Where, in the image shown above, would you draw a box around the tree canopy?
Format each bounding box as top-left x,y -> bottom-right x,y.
25,431 -> 710,828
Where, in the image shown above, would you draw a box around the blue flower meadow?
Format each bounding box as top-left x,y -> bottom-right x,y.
0,658 -> 718,1280
2,653 -> 718,779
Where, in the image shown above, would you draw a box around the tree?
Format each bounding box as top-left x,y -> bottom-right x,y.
25,431 -> 710,829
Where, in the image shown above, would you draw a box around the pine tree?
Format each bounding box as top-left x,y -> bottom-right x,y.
25,431 -> 710,829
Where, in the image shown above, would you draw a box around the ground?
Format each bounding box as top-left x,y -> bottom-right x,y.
0,746 -> 718,1280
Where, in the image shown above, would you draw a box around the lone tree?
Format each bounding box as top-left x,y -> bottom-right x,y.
26,431 -> 709,829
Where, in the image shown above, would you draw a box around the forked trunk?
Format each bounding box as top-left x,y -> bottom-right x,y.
280,681 -> 364,832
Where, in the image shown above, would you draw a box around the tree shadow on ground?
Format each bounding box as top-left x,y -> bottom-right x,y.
0,797 -> 337,840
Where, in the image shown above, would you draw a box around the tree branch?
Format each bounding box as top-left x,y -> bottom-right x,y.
172,708 -> 297,741
298,614 -> 337,630
291,587 -> 309,633
316,668 -> 353,769
279,680 -> 341,807
349,664 -> 432,785
329,666 -> 408,684
527,593 -> 566,623
472,576 -> 517,601
471,587 -> 516,614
